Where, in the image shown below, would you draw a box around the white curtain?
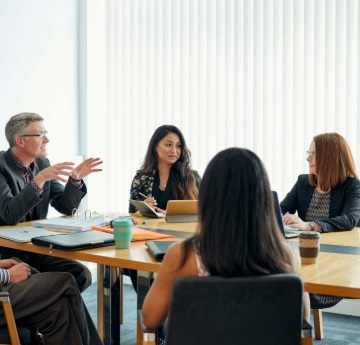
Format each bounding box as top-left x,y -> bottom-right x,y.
85,0 -> 360,214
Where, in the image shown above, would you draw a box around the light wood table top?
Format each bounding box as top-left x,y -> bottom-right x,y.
0,218 -> 359,298
138,220 -> 360,298
286,228 -> 360,298
300,250 -> 360,298
314,228 -> 360,247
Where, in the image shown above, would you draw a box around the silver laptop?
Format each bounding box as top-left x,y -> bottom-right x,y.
0,226 -> 58,242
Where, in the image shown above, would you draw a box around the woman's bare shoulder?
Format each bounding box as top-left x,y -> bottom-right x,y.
161,241 -> 198,276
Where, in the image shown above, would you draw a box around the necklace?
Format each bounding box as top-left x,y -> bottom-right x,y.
160,175 -> 169,190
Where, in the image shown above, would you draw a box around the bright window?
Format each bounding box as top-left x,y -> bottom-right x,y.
85,0 -> 359,213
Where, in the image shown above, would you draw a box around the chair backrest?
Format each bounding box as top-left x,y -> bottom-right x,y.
165,274 -> 303,345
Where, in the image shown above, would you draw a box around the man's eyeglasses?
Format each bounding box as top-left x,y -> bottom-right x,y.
20,131 -> 48,140
306,150 -> 316,160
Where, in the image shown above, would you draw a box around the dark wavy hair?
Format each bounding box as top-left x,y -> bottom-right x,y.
309,132 -> 357,191
180,147 -> 294,277
141,125 -> 198,199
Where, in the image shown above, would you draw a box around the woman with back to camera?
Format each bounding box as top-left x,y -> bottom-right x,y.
129,124 -> 200,214
142,147 -> 310,330
281,132 -> 360,310
126,124 -> 201,290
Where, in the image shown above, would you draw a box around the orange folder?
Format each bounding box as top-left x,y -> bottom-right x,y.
91,226 -> 175,241
91,226 -> 113,234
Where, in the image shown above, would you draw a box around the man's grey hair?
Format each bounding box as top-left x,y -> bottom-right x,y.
5,112 -> 44,148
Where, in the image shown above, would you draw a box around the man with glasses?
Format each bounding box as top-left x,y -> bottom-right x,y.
0,112 -> 103,292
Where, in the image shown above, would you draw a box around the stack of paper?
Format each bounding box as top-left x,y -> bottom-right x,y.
33,214 -> 106,232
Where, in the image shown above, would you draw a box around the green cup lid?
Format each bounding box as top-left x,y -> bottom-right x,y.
112,218 -> 133,227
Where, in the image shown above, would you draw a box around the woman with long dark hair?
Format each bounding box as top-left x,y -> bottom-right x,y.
129,124 -> 200,214
126,125 -> 201,290
142,147 -> 310,329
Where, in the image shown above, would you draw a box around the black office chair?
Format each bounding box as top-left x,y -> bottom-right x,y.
0,292 -> 31,345
138,274 -> 313,345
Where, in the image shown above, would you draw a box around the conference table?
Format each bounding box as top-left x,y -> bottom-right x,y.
134,218 -> 360,298
0,217 -> 359,345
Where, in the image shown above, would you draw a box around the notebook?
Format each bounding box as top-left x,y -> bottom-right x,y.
31,230 -> 115,250
0,226 -> 60,242
129,200 -> 165,218
165,200 -> 199,223
272,191 -> 299,239
145,240 -> 177,261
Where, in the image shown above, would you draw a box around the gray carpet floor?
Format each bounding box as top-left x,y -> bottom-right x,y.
83,283 -> 360,345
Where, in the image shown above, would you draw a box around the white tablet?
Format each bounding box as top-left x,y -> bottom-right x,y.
129,200 -> 165,218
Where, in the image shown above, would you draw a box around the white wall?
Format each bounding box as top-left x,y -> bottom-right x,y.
0,0 -> 79,160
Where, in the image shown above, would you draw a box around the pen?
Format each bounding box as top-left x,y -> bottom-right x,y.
139,192 -> 150,200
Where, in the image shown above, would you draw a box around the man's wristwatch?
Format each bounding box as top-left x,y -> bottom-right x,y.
308,221 -> 315,231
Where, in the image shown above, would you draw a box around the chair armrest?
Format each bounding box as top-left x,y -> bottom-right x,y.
0,292 -> 21,345
137,310 -> 156,345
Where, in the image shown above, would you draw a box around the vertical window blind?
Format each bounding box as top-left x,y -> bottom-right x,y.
85,0 -> 359,213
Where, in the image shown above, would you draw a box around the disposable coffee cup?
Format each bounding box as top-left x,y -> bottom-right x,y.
112,218 -> 133,249
299,231 -> 321,264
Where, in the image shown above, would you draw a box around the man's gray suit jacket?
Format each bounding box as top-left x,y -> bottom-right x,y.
0,149 -> 87,226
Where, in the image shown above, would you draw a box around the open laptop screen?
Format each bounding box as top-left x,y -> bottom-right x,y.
272,191 -> 298,239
